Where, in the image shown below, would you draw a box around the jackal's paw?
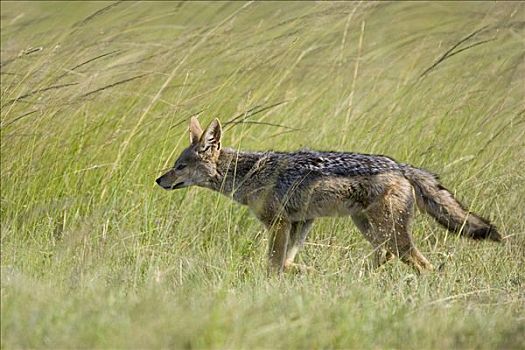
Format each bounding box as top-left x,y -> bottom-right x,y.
284,263 -> 316,274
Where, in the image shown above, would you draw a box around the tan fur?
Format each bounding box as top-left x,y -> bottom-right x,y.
156,118 -> 499,275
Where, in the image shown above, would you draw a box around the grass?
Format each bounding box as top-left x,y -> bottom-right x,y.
1,1 -> 524,348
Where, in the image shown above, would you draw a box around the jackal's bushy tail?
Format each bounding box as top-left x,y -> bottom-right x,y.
401,165 -> 501,242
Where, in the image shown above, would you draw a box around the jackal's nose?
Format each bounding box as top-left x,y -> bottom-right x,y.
155,177 -> 162,185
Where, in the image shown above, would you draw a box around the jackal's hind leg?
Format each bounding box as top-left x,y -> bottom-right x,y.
399,247 -> 434,273
375,249 -> 395,268
364,181 -> 434,274
351,213 -> 395,269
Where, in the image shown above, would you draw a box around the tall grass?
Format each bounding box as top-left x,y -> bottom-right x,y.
1,2 -> 524,348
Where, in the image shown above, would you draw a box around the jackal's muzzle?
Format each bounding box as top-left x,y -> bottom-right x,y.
155,172 -> 187,190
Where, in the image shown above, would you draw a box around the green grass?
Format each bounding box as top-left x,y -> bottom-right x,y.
1,1 -> 524,348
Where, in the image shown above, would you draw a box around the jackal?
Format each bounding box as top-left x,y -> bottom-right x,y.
156,117 -> 501,274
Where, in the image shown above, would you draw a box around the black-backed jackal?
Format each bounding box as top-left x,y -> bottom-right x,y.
156,118 -> 501,274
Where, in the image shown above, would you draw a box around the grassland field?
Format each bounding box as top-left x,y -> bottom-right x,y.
1,1 -> 524,349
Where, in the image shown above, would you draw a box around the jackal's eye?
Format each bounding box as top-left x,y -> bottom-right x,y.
174,164 -> 186,171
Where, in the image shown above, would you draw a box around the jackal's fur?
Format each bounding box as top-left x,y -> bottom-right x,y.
156,118 -> 501,274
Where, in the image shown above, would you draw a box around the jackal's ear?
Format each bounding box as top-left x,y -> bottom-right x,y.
189,117 -> 203,145
199,118 -> 221,153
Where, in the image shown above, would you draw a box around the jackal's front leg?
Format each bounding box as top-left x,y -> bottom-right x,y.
266,218 -> 291,274
284,220 -> 314,270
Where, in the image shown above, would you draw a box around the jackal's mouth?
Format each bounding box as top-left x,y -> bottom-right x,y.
171,182 -> 186,189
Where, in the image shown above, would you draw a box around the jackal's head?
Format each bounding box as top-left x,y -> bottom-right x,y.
156,117 -> 222,190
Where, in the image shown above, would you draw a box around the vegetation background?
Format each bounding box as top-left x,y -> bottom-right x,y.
1,1 -> 524,348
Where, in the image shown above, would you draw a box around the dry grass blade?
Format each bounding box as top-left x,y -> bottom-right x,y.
80,73 -> 149,98
73,1 -> 124,28
2,82 -> 80,107
419,25 -> 490,79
